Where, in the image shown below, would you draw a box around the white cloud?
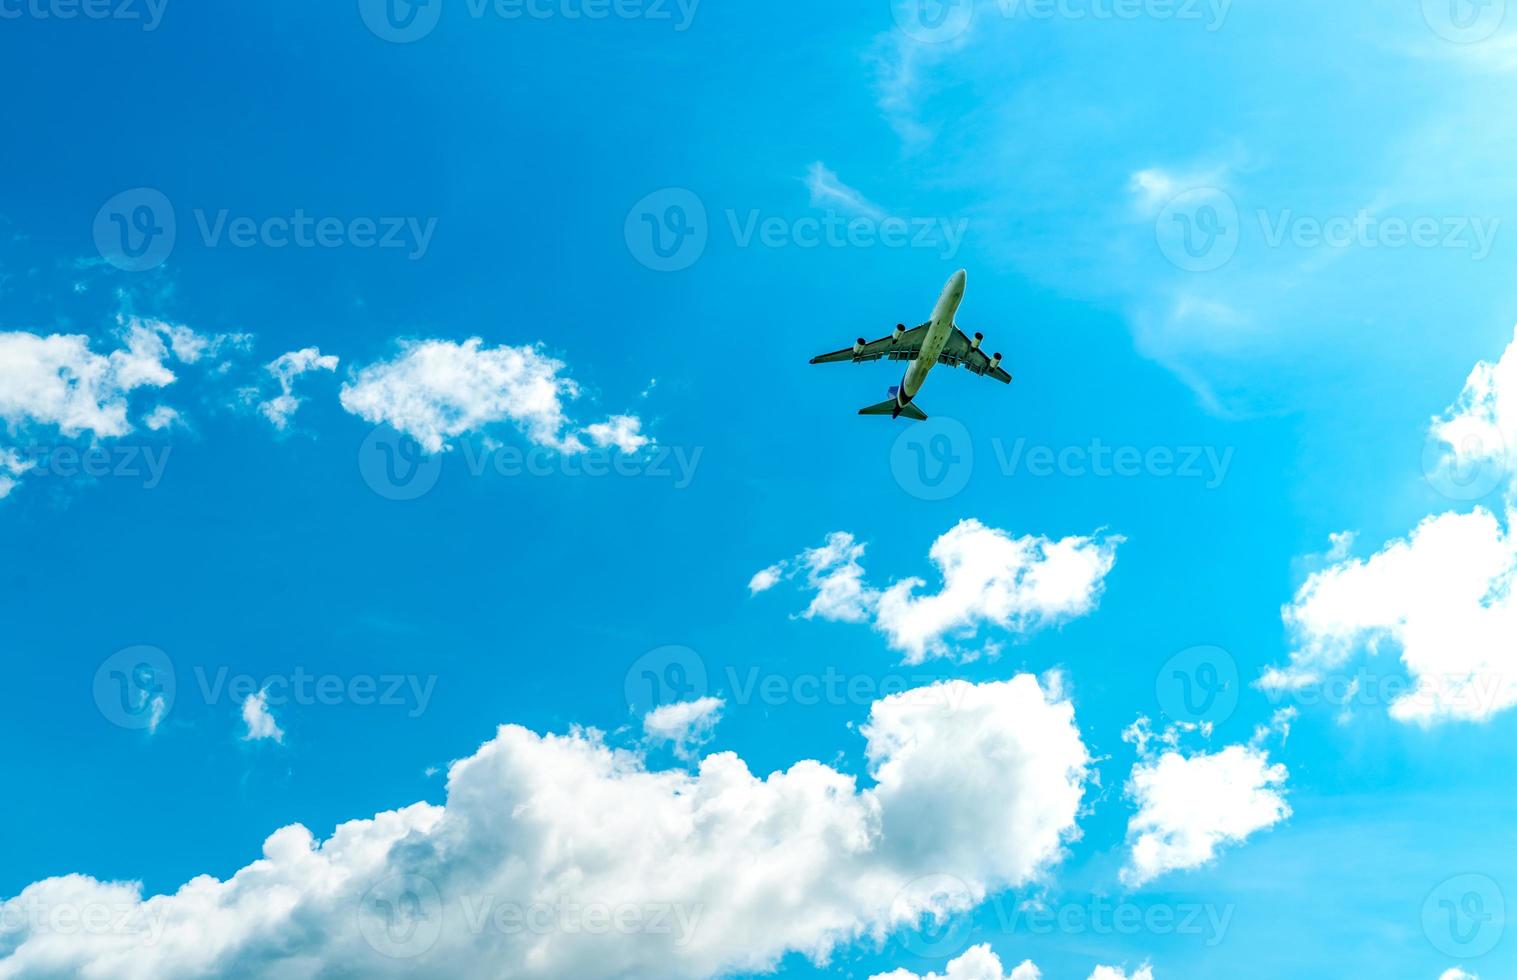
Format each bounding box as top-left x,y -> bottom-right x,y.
259,347 -> 339,430
1427,325 -> 1517,489
1275,508 -> 1517,724
1119,718 -> 1290,888
870,944 -> 1042,980
1271,329 -> 1517,724
1088,967 -> 1154,980
240,691 -> 285,744
142,405 -> 183,432
0,321 -> 188,439
642,696 -> 723,761
1438,969 -> 1478,980
871,946 -> 1153,980
1127,166 -> 1229,216
0,318 -> 224,498
756,521 -> 1122,663
0,676 -> 1088,980
747,562 -> 785,595
338,337 -> 647,455
583,414 -> 651,453
805,162 -> 887,221
0,448 -> 35,500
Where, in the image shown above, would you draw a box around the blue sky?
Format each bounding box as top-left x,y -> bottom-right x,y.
4,1 -> 1517,978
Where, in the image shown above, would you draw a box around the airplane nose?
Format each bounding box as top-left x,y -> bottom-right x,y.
952,269 -> 966,293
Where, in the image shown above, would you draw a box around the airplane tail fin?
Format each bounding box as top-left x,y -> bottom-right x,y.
858,398 -> 928,421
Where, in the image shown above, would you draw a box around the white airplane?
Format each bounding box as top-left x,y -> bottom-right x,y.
809,269 -> 1012,420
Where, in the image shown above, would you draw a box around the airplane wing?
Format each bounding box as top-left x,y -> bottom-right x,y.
937,326 -> 1013,384
810,323 -> 930,365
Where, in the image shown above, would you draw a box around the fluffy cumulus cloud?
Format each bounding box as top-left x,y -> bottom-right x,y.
1274,508 -> 1517,723
1119,717 -> 1291,888
258,347 -> 338,430
0,676 -> 1089,979
1428,325 -> 1517,487
1272,329 -> 1517,724
239,691 -> 285,744
869,945 -> 1152,980
0,317 -> 235,498
0,318 -> 210,440
1087,968 -> 1154,980
641,696 -> 723,761
582,413 -> 651,453
338,337 -> 649,455
753,520 -> 1122,663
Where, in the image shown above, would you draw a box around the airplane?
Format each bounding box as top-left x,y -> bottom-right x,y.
808,269 -> 1012,420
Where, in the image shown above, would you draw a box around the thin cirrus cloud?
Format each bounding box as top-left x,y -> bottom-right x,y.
870,944 -> 1154,980
337,337 -> 651,455
1269,326 -> 1517,724
751,519 -> 1122,663
805,162 -> 888,221
0,675 -> 1090,979
1118,714 -> 1293,888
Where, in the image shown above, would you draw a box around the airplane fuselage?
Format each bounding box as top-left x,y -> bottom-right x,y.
898,268 -> 966,408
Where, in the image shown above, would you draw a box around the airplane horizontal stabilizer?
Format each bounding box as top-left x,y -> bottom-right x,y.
858,399 -> 928,421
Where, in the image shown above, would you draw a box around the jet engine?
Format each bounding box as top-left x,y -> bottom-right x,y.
892,323 -> 905,341
970,332 -> 983,350
854,338 -> 867,355
990,352 -> 1003,369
